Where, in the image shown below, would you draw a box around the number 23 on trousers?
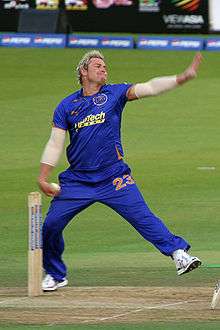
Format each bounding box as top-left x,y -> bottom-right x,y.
113,175 -> 135,191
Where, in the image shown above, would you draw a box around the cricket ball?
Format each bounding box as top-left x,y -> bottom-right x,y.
50,182 -> 61,192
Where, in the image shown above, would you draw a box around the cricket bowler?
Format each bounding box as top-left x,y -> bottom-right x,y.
38,50 -> 202,291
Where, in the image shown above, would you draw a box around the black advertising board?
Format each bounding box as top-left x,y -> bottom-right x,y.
68,0 -> 208,34
0,0 -> 209,34
160,0 -> 209,33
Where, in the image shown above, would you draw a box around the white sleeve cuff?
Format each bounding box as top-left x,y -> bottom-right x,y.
134,76 -> 178,98
40,127 -> 66,167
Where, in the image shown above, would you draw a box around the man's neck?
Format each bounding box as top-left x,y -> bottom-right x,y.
82,82 -> 103,96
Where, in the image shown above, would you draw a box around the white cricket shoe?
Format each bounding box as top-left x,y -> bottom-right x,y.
211,281 -> 220,309
57,277 -> 68,288
172,249 -> 202,276
42,274 -> 68,291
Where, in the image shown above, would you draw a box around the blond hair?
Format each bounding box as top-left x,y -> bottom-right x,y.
76,50 -> 105,85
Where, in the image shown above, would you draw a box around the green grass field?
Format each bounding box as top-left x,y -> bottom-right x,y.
1,324 -> 220,330
0,48 -> 220,329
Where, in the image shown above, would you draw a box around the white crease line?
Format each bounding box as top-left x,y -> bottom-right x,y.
99,301 -> 189,321
82,300 -> 198,323
98,308 -> 143,321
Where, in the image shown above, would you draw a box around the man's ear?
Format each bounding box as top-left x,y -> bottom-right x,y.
80,67 -> 87,79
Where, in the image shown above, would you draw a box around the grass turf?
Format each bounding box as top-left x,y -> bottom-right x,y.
1,323 -> 220,330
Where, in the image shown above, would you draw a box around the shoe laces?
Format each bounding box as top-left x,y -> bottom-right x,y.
174,251 -> 192,269
176,255 -> 191,268
43,274 -> 54,285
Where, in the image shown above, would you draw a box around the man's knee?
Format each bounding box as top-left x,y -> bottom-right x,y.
43,215 -> 64,235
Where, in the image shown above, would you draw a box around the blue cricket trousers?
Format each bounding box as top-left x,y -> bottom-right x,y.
43,169 -> 190,281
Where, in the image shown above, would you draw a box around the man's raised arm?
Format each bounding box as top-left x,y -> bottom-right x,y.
127,52 -> 203,101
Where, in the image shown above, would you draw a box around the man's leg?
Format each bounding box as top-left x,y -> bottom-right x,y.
98,174 -> 201,274
43,199 -> 93,281
98,176 -> 189,255
43,179 -> 95,287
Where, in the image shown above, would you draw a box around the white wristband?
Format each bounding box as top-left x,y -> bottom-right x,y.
134,76 -> 178,98
40,127 -> 66,167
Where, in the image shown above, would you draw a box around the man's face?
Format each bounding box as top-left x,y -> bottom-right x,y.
82,58 -> 108,85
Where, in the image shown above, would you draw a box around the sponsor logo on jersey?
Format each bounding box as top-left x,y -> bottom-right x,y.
93,94 -> 108,106
75,111 -> 105,131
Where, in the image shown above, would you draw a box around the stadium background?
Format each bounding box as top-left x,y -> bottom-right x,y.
0,0 -> 220,329
0,0 -> 210,33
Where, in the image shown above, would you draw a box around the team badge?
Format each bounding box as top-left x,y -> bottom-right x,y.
93,94 -> 108,106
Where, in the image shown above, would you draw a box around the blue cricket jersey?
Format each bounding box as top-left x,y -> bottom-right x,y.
53,83 -> 132,182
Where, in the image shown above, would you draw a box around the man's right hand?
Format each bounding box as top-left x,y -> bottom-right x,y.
38,179 -> 60,197
38,163 -> 60,197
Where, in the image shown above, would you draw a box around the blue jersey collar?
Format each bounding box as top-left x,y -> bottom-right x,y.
79,84 -> 106,98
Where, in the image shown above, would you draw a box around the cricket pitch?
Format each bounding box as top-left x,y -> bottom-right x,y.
0,287 -> 220,324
